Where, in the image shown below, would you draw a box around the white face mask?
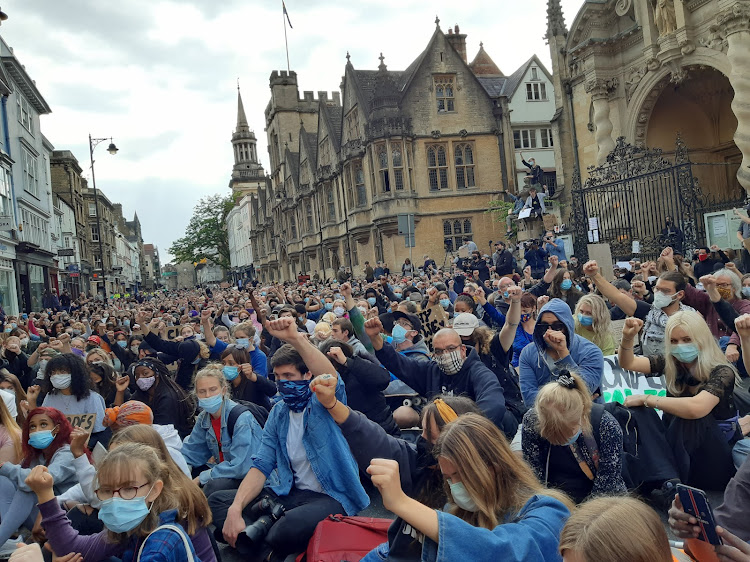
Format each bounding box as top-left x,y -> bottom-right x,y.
50,373 -> 72,390
652,291 -> 675,310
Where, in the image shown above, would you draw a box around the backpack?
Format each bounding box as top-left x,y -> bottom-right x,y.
136,523 -> 196,562
226,401 -> 269,437
296,515 -> 391,562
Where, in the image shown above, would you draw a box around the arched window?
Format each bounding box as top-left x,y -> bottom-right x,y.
455,143 -> 476,189
427,145 -> 448,191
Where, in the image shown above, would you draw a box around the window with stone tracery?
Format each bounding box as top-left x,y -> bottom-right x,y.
435,76 -> 456,112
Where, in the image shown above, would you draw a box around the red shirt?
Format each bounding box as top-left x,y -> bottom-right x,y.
210,415 -> 224,462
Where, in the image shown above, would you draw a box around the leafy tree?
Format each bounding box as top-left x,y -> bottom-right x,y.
168,194 -> 235,270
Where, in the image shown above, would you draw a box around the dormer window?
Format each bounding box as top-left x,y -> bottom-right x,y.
531,67 -> 539,80
435,76 -> 455,113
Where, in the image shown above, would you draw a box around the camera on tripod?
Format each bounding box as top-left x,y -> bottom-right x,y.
244,496 -> 285,544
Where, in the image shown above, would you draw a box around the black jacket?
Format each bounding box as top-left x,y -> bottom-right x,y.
494,249 -> 514,276
231,373 -> 277,412
337,355 -> 399,436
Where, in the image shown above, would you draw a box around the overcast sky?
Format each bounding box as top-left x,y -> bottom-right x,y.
1,0 -> 583,263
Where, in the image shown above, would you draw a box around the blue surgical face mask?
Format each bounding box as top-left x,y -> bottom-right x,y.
28,429 -> 56,450
577,313 -> 593,327
502,291 -> 510,299
367,297 -> 377,306
117,340 -> 128,349
743,287 -> 750,298
98,486 -> 155,533
223,365 -> 240,381
304,297 -> 310,303
198,393 -> 224,414
561,279 -> 573,290
447,480 -> 478,512
440,299 -> 451,309
565,428 -> 582,446
235,338 -> 250,350
393,292 -> 402,299
123,320 -> 131,327
324,302 -> 333,311
671,343 -> 699,364
276,379 -> 312,412
391,324 -> 409,345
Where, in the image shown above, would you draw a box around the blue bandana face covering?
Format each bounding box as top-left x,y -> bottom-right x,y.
277,379 -> 312,412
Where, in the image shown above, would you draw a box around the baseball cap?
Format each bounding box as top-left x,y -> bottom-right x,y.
391,311 -> 422,333
452,313 -> 480,336
87,335 -> 102,345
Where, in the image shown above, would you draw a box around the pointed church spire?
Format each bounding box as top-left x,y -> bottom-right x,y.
236,83 -> 250,132
545,0 -> 567,40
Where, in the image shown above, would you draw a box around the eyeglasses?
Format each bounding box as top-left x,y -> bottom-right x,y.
395,320 -> 413,330
433,344 -> 461,356
95,482 -> 151,501
537,322 -> 566,332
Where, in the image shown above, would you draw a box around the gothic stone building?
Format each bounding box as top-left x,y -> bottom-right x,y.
248,21 -> 524,282
547,0 -> 750,257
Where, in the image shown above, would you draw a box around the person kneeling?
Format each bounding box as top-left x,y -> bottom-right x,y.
214,317 -> 369,560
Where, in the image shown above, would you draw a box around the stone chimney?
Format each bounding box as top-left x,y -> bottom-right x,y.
445,24 -> 467,63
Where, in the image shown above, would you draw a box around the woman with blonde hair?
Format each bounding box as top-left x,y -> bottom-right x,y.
181,365 -> 264,498
620,310 -> 740,490
559,496 -> 690,562
28,441 -> 216,562
522,372 -> 626,503
574,294 -> 615,356
0,393 -> 21,464
362,413 -> 573,561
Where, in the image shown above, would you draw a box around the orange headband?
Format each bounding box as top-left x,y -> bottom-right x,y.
433,398 -> 458,423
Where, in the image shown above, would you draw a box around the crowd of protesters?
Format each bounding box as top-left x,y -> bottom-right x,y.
0,234 -> 749,561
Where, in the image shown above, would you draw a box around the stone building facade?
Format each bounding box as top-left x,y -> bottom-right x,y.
547,0 -> 750,232
248,20 -> 524,282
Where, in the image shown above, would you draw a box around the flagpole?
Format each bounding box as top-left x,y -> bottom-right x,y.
283,2 -> 290,72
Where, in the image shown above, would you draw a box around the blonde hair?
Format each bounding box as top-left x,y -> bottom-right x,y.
534,372 -> 593,445
664,310 -> 739,395
434,414 -> 573,530
574,294 -> 612,350
559,496 -> 672,562
97,441 -> 211,539
230,322 -> 256,339
86,348 -> 112,367
0,392 -> 21,462
192,363 -> 228,393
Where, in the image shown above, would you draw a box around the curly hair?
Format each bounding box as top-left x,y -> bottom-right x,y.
43,353 -> 93,400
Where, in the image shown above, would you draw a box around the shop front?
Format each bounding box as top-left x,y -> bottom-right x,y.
15,243 -> 55,313
0,241 -> 18,316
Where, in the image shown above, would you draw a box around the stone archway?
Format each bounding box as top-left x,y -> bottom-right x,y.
628,63 -> 742,201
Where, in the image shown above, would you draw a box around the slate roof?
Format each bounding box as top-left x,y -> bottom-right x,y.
301,130 -> 318,165
322,104 -> 344,151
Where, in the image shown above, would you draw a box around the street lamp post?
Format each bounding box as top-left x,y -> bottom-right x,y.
88,134 -> 118,299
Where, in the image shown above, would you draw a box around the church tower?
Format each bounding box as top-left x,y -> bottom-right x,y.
229,85 -> 266,197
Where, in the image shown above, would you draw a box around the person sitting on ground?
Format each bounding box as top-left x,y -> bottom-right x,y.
318,340 -> 399,436
0,407 -> 79,555
362,413 -> 573,562
30,441 -> 215,562
519,298 -> 604,406
219,345 -> 276,411
181,365 -> 265,499
573,294 -> 616,356
549,268 -> 582,313
214,317 -> 369,560
366,318 -> 508,431
522,372 -> 626,504
620,312 -> 740,490
561,496 -> 691,562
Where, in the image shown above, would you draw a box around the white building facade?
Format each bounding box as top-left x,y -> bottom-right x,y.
227,193 -> 254,285
507,55 -> 558,190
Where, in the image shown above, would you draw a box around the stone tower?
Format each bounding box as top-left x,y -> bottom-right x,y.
229,86 -> 266,197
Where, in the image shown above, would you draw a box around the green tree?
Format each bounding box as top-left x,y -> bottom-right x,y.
168,194 -> 235,270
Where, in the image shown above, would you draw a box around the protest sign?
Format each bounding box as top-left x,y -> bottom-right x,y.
600,354 -> 667,405
66,413 -> 97,432
165,325 -> 186,340
418,304 -> 448,352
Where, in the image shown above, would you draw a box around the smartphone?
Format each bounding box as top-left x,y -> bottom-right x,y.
676,484 -> 722,545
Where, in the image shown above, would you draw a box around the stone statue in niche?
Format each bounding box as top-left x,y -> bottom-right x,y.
653,0 -> 677,36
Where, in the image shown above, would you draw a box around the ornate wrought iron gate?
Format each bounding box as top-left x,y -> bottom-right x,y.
571,136 -> 745,261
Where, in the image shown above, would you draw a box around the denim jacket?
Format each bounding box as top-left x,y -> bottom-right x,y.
250,377 -> 370,515
181,397 -> 266,485
363,494 -> 569,562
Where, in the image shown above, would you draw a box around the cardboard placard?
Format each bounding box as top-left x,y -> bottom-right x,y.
600,355 -> 667,409
66,413 -> 97,432
417,304 -> 448,352
165,325 -> 186,340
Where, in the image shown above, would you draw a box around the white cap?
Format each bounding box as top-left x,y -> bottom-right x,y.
452,313 -> 480,336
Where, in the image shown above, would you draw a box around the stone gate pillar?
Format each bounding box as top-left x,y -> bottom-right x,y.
585,78 -> 619,165
719,3 -> 750,192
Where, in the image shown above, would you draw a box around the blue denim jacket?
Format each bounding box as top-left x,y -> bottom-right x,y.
250,377 -> 370,515
362,494 -> 569,562
181,397 -> 267,485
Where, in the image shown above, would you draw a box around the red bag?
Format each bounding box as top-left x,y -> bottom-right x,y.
296,514 -> 392,562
